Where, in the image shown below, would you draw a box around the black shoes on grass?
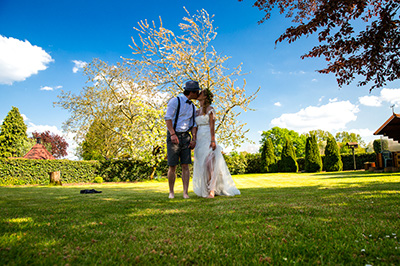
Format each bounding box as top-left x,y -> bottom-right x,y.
80,189 -> 102,194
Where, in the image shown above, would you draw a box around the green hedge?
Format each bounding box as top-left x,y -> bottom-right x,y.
0,158 -> 100,185
0,152 -> 379,185
0,158 -> 185,185
295,153 -> 376,172
225,152 -> 377,174
339,153 -> 376,171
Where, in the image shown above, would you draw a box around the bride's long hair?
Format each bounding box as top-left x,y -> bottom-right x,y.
201,88 -> 214,115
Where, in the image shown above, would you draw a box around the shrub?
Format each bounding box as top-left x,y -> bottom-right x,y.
245,153 -> 263,173
224,152 -> 247,175
297,158 -> 305,172
305,135 -> 323,172
112,177 -> 121,182
324,137 -> 343,172
373,139 -> 388,154
93,176 -> 103,183
278,138 -> 298,172
260,138 -> 277,172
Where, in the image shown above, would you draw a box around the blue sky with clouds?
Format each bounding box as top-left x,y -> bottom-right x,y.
1,0 -> 400,159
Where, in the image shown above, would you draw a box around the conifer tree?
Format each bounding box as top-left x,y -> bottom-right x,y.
0,106 -> 29,158
324,137 -> 343,172
305,134 -> 323,172
278,137 -> 298,172
260,138 -> 276,173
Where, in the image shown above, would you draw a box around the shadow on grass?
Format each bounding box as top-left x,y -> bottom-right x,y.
1,181 -> 400,264
312,170 -> 400,179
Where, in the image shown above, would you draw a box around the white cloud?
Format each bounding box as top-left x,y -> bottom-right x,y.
40,85 -> 62,91
319,96 -> 324,102
271,100 -> 359,133
239,143 -> 261,154
380,88 -> 400,105
40,86 -> 53,91
274,102 -> 282,107
21,114 -> 29,121
359,95 -> 382,107
289,70 -> 306,75
348,128 -> 375,143
359,88 -> 400,107
329,98 -> 338,103
270,69 -> 282,75
312,79 -> 318,82
0,35 -> 53,85
72,60 -> 87,73
27,123 -> 78,160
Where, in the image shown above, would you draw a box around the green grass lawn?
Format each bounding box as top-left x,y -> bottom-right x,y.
1,171 -> 400,265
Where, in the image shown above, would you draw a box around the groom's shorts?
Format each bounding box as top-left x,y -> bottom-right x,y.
167,131 -> 192,166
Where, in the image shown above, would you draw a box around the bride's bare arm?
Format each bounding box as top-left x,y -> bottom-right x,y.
208,107 -> 216,150
189,126 -> 197,149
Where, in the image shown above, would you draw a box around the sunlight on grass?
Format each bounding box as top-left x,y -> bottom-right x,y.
1,171 -> 400,264
6,217 -> 33,223
101,198 -> 119,201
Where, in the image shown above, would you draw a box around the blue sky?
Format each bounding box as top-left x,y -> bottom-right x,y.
1,0 -> 400,159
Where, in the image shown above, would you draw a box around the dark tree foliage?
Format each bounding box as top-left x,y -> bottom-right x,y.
241,0 -> 400,90
373,138 -> 389,153
305,134 -> 323,172
324,136 -> 343,171
0,106 -> 28,158
260,138 -> 277,172
32,131 -> 69,158
278,137 -> 298,172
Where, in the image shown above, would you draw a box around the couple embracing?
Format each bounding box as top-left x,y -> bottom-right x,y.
165,80 -> 240,199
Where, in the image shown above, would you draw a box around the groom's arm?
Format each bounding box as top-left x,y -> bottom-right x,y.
166,119 -> 179,144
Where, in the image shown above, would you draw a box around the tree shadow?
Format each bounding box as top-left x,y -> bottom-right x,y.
312,170 -> 400,179
1,182 -> 400,264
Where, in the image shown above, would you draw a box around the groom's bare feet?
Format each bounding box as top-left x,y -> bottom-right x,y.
168,193 -> 175,199
183,194 -> 190,199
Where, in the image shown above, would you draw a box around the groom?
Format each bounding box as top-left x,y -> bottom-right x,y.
164,80 -> 201,199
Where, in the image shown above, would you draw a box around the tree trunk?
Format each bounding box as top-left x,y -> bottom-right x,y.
49,171 -> 62,185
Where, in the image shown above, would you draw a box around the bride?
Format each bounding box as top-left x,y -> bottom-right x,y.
193,89 -> 241,198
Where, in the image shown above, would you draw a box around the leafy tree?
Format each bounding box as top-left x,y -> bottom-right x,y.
305,134 -> 323,172
307,129 -> 333,154
324,136 -> 343,172
79,118 -> 127,160
56,59 -> 165,178
260,127 -> 306,158
335,131 -> 365,154
242,0 -> 400,90
0,106 -> 29,158
373,138 -> 389,153
32,131 -> 69,158
260,138 -> 277,172
278,137 -> 298,172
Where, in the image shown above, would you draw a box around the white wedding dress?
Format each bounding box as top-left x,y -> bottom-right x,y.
193,108 -> 241,197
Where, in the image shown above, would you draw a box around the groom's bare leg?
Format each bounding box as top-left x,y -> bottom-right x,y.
181,164 -> 190,198
168,165 -> 177,198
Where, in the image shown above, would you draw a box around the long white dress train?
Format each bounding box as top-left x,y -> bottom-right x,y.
193,109 -> 241,197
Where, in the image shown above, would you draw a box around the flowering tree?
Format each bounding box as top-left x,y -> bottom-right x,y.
56,9 -> 258,178
126,8 -> 259,148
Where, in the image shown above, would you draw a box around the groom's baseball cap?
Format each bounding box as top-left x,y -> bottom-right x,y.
183,80 -> 201,92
